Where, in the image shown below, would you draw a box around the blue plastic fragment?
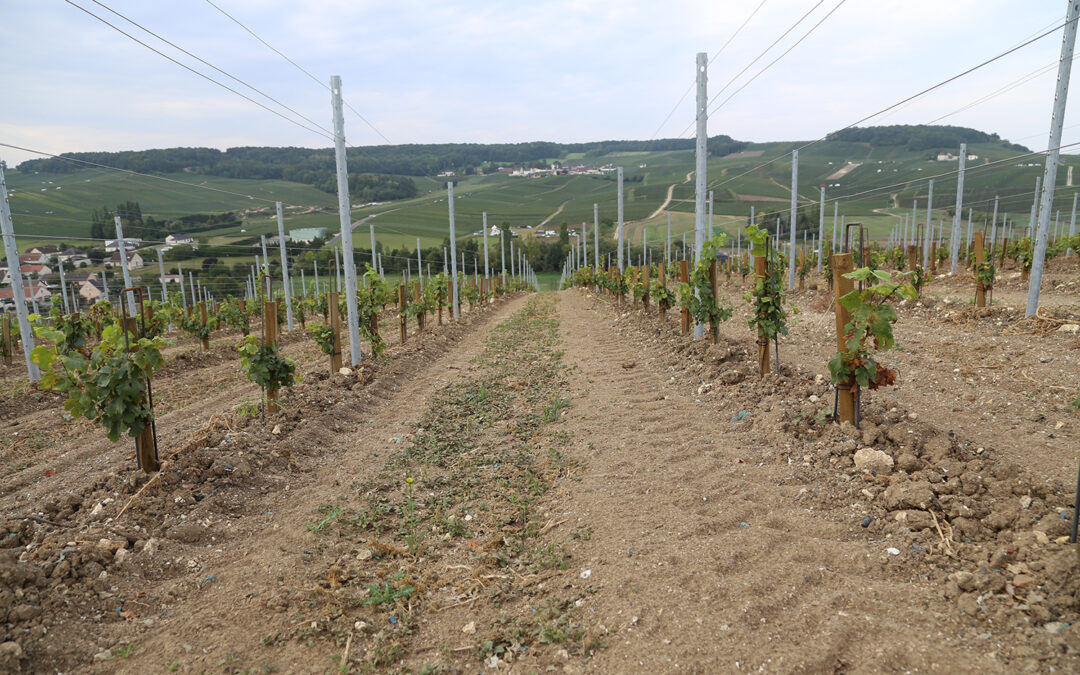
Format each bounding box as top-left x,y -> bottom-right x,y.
731,411 -> 748,422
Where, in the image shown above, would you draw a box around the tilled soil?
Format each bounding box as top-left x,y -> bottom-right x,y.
0,258 -> 1078,673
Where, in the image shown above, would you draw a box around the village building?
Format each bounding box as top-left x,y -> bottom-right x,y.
106,250 -> 144,269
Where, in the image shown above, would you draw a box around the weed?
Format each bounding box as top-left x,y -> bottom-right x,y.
167,661 -> 179,672
402,475 -> 428,555
111,644 -> 134,659
542,396 -> 573,422
529,542 -> 569,572
363,582 -> 415,606
306,504 -> 343,533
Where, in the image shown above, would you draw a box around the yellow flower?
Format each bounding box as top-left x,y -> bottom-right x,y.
405,476 -> 414,484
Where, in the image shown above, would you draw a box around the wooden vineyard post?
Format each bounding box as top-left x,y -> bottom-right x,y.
122,291 -> 159,472
398,284 -> 408,343
414,280 -> 425,332
264,300 -> 279,414
906,245 -> 918,271
680,260 -> 690,335
797,251 -> 805,291
199,301 -> 209,351
446,277 -> 453,322
709,260 -> 719,344
658,263 -> 667,324
642,265 -> 650,315
239,298 -> 246,313
930,242 -> 938,273
327,291 -> 343,373
832,252 -> 856,425
974,232 -> 987,308
999,237 -> 1008,269
2,315 -> 11,366
754,255 -> 770,376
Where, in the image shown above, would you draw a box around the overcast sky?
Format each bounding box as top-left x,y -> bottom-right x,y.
1,0 -> 1078,166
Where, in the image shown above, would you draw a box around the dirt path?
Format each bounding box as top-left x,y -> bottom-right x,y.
647,184 -> 676,220
549,292 -> 1002,672
77,296 -> 532,673
539,199 -> 569,227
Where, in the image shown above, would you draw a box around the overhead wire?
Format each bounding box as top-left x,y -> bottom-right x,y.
704,17 -> 1074,193
675,0 -> 828,138
62,0 -> 333,142
744,140 -> 1080,222
202,0 -> 394,145
649,0 -> 769,139
700,0 -> 848,126
86,0 -> 334,138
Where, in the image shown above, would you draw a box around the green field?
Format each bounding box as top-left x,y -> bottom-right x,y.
7,139 -> 1078,260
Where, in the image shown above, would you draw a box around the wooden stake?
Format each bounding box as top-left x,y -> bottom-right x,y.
642,265 -> 650,315
264,300 -> 279,414
327,292 -> 342,372
906,245 -> 918,271
398,284 -> 408,343
680,261 -> 690,335
2,315 -> 11,366
199,302 -> 209,351
832,253 -> 856,425
709,260 -> 719,344
974,232 -> 987,307
754,255 -> 770,376
658,263 -> 667,324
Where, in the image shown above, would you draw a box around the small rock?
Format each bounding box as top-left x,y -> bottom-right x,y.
1045,621 -> 1068,634
580,569 -> 592,579
556,649 -> 570,660
90,503 -> 104,518
886,547 -> 901,556
1056,323 -> 1079,334
1033,530 -> 1050,545
861,516 -> 873,528
271,424 -> 281,435
93,650 -> 112,662
0,641 -> 23,663
142,538 -> 159,557
1012,574 -> 1035,588
355,548 -> 373,561
462,621 -> 476,634
1019,496 -> 1033,510
854,447 -> 894,474
339,367 -> 353,376
484,655 -> 500,669
114,549 -> 128,565
809,395 -> 819,403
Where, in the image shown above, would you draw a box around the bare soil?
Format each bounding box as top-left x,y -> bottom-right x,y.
0,255 -> 1078,674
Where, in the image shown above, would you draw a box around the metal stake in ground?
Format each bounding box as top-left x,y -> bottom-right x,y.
275,202 -> 294,331
0,165 -> 39,381
1027,0 -> 1080,316
448,182 -> 460,319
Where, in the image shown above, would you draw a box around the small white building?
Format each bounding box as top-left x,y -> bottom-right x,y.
165,234 -> 196,246
104,238 -> 143,252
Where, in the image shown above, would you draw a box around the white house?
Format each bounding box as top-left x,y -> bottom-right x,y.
165,234 -> 196,246
106,251 -> 144,269
104,238 -> 143,252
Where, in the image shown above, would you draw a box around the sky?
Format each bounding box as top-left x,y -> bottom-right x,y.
1,0 -> 1078,167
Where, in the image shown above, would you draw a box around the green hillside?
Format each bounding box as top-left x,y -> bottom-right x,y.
5,125 -> 1076,260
